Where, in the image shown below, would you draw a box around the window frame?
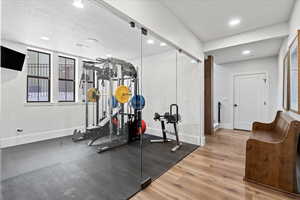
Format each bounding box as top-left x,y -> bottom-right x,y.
26,49 -> 51,103
58,56 -> 76,102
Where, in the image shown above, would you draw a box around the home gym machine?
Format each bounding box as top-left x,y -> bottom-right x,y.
72,57 -> 146,153
151,104 -> 182,152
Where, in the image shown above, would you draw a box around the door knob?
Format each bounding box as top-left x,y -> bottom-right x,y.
234,104 -> 238,107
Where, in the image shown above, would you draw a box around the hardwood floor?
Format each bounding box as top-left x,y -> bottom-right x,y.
132,129 -> 299,200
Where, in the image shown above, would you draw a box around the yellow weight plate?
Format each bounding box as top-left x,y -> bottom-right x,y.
87,88 -> 100,102
115,85 -> 132,104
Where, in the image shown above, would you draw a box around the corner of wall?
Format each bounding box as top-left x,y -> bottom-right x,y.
288,0 -> 300,43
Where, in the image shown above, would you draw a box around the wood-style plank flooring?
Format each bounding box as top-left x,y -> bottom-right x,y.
132,129 -> 299,200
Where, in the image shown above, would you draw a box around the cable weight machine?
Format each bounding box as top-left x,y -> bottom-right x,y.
72,57 -> 146,153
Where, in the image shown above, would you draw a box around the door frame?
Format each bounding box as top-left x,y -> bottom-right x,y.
232,71 -> 270,130
204,56 -> 214,136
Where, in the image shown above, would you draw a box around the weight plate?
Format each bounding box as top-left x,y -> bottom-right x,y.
130,95 -> 145,110
87,88 -> 100,102
115,85 -> 132,103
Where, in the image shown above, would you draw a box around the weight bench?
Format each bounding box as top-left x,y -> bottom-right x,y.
151,104 -> 182,152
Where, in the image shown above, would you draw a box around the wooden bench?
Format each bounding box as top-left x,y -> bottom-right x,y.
245,111 -> 300,195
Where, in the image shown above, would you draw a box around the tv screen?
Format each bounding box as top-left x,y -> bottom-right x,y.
1,46 -> 25,71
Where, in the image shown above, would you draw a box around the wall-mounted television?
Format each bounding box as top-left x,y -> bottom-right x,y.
1,46 -> 25,71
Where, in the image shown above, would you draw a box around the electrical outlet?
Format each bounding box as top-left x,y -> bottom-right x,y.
16,129 -> 23,135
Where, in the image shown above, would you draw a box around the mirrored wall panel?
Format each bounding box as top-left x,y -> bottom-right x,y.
1,0 -> 203,199
140,31 -> 201,181
289,32 -> 299,113
1,0 -> 143,199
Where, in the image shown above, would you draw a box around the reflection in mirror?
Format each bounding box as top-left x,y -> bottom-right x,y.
283,51 -> 290,110
1,0 -> 203,199
177,53 -> 202,144
140,31 -> 200,181
1,0 -> 143,199
289,36 -> 299,112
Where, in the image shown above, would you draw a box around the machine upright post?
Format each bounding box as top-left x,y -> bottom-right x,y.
173,123 -> 179,145
120,66 -> 124,136
85,67 -> 88,133
171,123 -> 182,152
109,63 -> 113,141
96,71 -> 99,126
161,121 -> 167,141
150,120 -> 171,144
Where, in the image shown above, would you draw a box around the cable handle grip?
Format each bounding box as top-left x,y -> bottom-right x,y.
170,104 -> 179,122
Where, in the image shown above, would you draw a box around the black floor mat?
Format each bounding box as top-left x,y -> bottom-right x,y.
1,134 -> 198,200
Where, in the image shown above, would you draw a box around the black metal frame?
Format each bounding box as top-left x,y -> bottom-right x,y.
58,56 -> 76,102
218,101 -> 221,123
26,50 -> 51,103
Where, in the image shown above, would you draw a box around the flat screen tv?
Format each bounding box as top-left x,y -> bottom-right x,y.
1,46 -> 25,71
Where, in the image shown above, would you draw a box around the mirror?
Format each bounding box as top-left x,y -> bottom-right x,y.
289,31 -> 299,113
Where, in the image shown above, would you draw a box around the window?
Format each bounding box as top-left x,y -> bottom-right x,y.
27,50 -> 51,102
59,56 -> 76,102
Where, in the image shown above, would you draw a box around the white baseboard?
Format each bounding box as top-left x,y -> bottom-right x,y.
1,126 -> 203,148
219,123 -> 233,129
147,128 -> 201,146
200,136 -> 206,146
0,126 -> 83,148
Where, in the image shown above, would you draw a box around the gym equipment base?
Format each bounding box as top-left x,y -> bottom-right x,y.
171,143 -> 183,152
97,138 -> 128,153
150,139 -> 172,143
150,139 -> 183,152
1,134 -> 198,200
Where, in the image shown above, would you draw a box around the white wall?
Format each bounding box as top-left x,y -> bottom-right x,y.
1,42 -> 203,147
289,0 -> 300,42
214,57 -> 278,129
99,0 -> 205,145
141,50 -> 202,145
204,23 -> 289,52
277,38 -> 288,110
277,0 -> 300,119
100,0 -> 204,60
0,40 -> 87,148
0,0 -> 205,147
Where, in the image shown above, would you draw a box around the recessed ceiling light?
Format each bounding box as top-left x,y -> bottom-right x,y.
73,0 -> 84,8
242,50 -> 251,55
229,18 -> 241,27
106,54 -> 112,58
147,39 -> 154,45
191,60 -> 197,64
86,38 -> 98,43
160,42 -> 167,47
40,36 -> 50,41
76,43 -> 89,48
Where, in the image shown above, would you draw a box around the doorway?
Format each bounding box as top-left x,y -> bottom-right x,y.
233,73 -> 268,131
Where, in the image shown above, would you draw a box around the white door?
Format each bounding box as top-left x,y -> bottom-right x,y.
233,73 -> 268,130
